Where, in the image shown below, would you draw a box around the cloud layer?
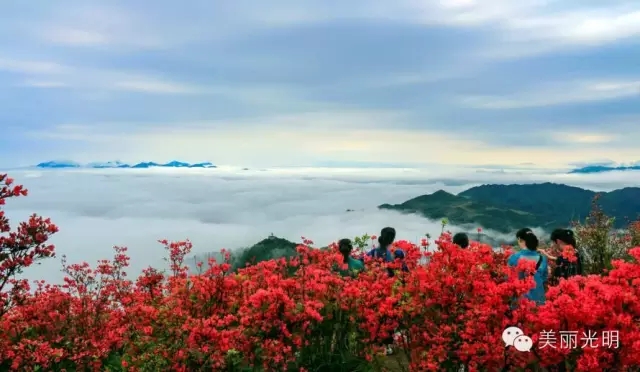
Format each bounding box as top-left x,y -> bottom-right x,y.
3,168 -> 638,284
1,1 -> 639,168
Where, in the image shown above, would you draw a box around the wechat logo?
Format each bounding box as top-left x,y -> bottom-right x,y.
502,326 -> 533,352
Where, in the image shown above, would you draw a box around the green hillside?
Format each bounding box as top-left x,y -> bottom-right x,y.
189,235 -> 301,273
379,184 -> 640,233
231,235 -> 299,270
379,190 -> 547,233
459,183 -> 640,228
188,235 -> 342,273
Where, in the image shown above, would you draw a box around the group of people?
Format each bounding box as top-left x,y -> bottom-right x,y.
337,227 -> 407,277
333,226 -> 583,358
455,228 -> 583,304
336,226 -> 584,305
508,227 -> 583,304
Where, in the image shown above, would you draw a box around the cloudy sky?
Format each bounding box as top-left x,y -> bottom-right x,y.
2,1 -> 639,169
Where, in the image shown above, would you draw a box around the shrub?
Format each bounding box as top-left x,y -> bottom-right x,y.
1,174 -> 640,371
573,195 -> 639,275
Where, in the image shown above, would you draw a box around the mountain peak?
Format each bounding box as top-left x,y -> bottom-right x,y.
164,160 -> 190,167
432,189 -> 455,197
86,161 -> 128,168
405,190 -> 457,203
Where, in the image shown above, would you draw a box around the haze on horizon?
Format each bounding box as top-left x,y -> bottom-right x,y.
1,1 -> 639,169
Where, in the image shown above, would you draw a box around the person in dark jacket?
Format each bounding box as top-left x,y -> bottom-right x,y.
540,228 -> 583,284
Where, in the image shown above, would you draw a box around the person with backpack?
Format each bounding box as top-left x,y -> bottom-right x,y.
507,228 -> 548,305
392,249 -> 409,272
539,228 -> 583,284
367,227 -> 396,276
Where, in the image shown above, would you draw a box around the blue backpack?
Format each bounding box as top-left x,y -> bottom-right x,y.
368,247 -> 392,262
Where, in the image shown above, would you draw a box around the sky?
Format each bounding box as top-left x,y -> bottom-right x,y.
1,1 -> 640,169
5,168 -> 637,283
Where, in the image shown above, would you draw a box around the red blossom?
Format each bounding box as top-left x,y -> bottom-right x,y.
0,174 -> 639,371
560,244 -> 578,263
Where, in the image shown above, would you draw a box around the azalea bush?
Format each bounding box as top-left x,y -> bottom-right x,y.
1,174 -> 640,371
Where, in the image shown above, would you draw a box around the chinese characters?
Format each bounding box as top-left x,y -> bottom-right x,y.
538,330 -> 619,349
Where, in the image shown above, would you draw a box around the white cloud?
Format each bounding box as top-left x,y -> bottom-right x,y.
461,79 -> 640,109
504,7 -> 640,46
29,1 -> 337,49
20,80 -> 67,88
560,133 -> 617,144
223,0 -> 640,61
344,62 -> 477,89
0,58 -> 209,95
44,28 -> 110,46
25,108 -> 402,138
405,0 -> 543,27
64,69 -> 206,95
3,168 -> 636,285
26,124 -> 121,143
0,55 -> 312,101
388,0 -> 640,59
0,58 -> 67,74
112,80 -> 201,94
34,4 -> 167,49
8,0 -> 640,61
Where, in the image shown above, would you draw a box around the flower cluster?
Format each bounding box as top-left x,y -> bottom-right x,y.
1,174 -> 639,371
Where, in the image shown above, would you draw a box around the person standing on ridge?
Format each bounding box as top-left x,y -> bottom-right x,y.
337,238 -> 364,277
508,228 -> 548,305
452,232 -> 469,249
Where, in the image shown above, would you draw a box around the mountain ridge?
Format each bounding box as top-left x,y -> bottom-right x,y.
36,160 -> 216,169
569,164 -> 640,174
380,183 -> 640,233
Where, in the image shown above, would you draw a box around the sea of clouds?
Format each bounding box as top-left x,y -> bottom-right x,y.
2,166 -> 638,284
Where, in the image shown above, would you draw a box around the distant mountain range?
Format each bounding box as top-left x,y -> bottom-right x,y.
569,164 -> 640,174
33,161 -> 640,173
380,183 -> 640,233
35,160 -> 216,169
